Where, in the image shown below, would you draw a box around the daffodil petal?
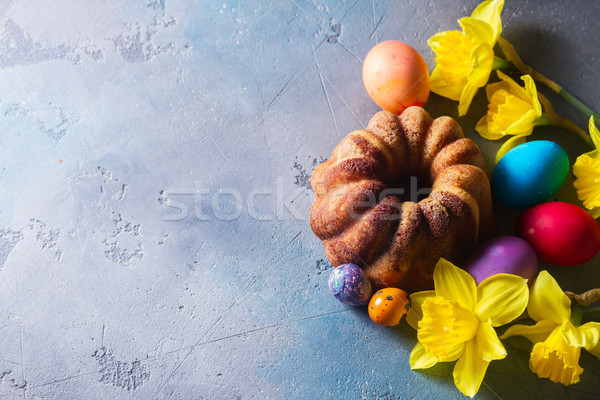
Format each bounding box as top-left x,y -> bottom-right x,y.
458,17 -> 495,45
500,320 -> 556,343
456,44 -> 494,116
453,339 -> 489,398
474,273 -> 528,327
430,67 -> 464,101
439,342 -> 466,363
470,0 -> 504,43
495,134 -> 528,164
458,83 -> 480,116
528,271 -> 571,324
410,342 -> 438,369
588,343 -> 600,360
503,108 -> 539,136
590,116 -> 600,150
563,321 -> 600,350
475,114 -> 494,140
522,74 -> 542,117
467,44 -> 494,86
428,30 -> 463,55
477,319 -> 507,362
457,85 -> 477,116
496,70 -> 534,104
561,318 -> 584,347
433,258 -> 477,311
406,290 -> 436,330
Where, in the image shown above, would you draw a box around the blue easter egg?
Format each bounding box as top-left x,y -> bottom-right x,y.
492,141 -> 569,209
328,263 -> 372,306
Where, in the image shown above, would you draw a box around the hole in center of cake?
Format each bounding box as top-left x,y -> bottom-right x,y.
388,175 -> 432,203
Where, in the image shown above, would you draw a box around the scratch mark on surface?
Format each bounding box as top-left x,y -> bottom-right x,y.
369,14 -> 385,39
154,308 -> 355,360
575,52 -> 600,80
156,316 -> 222,399
311,46 -> 339,136
146,92 -> 159,112
14,260 -> 27,399
371,0 -> 377,44
267,74 -> 296,109
19,326 -> 25,399
206,130 -> 232,163
164,321 -> 223,400
27,372 -> 95,389
97,0 -> 129,27
209,309 -> 355,344
337,41 -> 362,64
339,0 -> 361,24
155,276 -> 258,399
502,0 -> 528,28
0,359 -> 20,366
287,0 -> 321,27
290,231 -> 302,243
320,71 -> 364,128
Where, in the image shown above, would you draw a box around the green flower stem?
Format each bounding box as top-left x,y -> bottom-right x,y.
538,94 -> 593,146
582,306 -> 600,321
556,87 -> 600,121
496,37 -> 600,123
533,114 -> 553,126
492,56 -> 513,71
571,303 -> 585,326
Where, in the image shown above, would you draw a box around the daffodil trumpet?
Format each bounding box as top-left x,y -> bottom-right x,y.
497,36 -> 600,123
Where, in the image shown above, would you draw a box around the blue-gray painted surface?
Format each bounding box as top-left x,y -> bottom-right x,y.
0,1 -> 598,399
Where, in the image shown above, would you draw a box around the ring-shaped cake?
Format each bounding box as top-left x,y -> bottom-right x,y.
310,107 -> 494,292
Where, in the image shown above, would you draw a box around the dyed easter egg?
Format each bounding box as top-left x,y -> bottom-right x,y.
368,288 -> 409,327
515,202 -> 600,266
464,236 -> 538,284
492,141 -> 569,209
328,263 -> 373,306
362,40 -> 430,114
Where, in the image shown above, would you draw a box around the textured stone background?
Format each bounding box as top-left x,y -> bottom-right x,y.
0,0 -> 599,399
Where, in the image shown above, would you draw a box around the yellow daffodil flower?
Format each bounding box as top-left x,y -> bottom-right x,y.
480,72 -> 594,163
501,271 -> 600,385
573,117 -> 600,218
428,0 -> 504,116
407,258 -> 529,398
476,71 -> 543,141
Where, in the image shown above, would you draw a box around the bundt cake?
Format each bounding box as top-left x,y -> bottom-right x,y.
310,106 -> 493,292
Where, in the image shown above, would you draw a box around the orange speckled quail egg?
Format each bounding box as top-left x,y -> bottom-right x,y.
368,287 -> 410,327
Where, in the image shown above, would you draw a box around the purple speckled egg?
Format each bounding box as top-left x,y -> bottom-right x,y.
328,263 -> 373,306
464,236 -> 538,284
